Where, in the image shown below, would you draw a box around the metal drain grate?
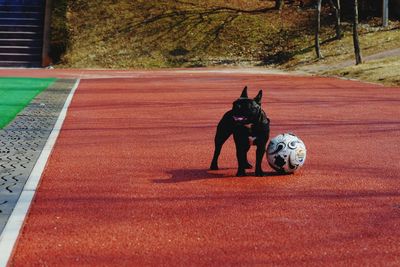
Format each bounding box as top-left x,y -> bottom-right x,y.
0,79 -> 77,232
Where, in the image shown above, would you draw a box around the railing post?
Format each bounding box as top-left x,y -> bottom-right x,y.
42,0 -> 52,67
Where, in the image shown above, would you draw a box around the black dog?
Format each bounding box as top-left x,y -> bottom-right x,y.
210,86 -> 270,176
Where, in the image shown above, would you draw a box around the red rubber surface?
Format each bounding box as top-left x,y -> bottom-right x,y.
3,69 -> 400,266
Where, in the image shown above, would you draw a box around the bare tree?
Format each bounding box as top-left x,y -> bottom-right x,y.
329,0 -> 342,39
315,0 -> 323,59
352,0 -> 362,65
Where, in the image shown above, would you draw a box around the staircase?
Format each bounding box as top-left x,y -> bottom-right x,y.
0,0 -> 45,68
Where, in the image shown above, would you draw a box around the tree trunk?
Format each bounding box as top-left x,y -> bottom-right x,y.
353,0 -> 362,65
315,0 -> 323,59
329,0 -> 342,39
382,0 -> 389,27
275,0 -> 284,11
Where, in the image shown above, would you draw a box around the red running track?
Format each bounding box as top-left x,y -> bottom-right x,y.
3,70 -> 400,266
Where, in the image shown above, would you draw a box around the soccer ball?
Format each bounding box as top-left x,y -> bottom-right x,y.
266,133 -> 307,173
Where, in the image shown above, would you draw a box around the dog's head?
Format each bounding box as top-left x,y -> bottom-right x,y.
232,86 -> 263,124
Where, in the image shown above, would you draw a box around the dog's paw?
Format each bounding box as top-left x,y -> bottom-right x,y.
236,170 -> 247,177
255,170 -> 265,177
245,162 -> 253,169
210,164 -> 219,170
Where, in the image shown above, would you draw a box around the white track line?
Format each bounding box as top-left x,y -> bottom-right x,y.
0,79 -> 81,267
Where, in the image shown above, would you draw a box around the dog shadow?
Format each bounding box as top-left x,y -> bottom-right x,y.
152,168 -> 291,184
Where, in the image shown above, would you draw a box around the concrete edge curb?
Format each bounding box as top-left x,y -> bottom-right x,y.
0,79 -> 81,267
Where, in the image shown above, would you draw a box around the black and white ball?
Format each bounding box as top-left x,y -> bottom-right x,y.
266,133 -> 307,173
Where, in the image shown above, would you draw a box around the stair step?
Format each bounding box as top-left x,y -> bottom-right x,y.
0,52 -> 41,61
0,0 -> 45,68
0,11 -> 44,19
0,5 -> 43,12
0,24 -> 41,32
0,60 -> 41,68
0,38 -> 42,46
0,31 -> 42,39
0,0 -> 44,5
0,45 -> 42,53
0,18 -> 42,26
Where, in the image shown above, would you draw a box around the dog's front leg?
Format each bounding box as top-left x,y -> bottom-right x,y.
236,148 -> 249,176
233,129 -> 250,177
210,135 -> 229,170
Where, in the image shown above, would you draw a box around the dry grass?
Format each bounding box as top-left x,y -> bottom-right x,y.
281,21 -> 400,86
52,0 -> 315,68
50,1 -> 400,87
325,56 -> 400,86
284,23 -> 400,69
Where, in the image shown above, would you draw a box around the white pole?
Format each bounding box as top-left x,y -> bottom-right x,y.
383,0 -> 389,27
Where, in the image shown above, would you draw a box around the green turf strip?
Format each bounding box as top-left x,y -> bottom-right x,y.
0,77 -> 56,129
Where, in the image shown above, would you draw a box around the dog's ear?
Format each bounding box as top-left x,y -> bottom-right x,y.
254,90 -> 262,105
240,86 -> 248,98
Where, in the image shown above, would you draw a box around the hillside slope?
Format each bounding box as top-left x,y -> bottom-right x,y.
50,1 -> 400,86
51,0 -> 316,68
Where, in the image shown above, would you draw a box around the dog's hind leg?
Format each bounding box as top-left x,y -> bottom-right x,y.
244,154 -> 253,169
255,144 -> 266,176
255,125 -> 269,176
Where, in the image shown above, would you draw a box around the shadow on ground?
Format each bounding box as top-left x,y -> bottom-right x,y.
153,168 -> 290,183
